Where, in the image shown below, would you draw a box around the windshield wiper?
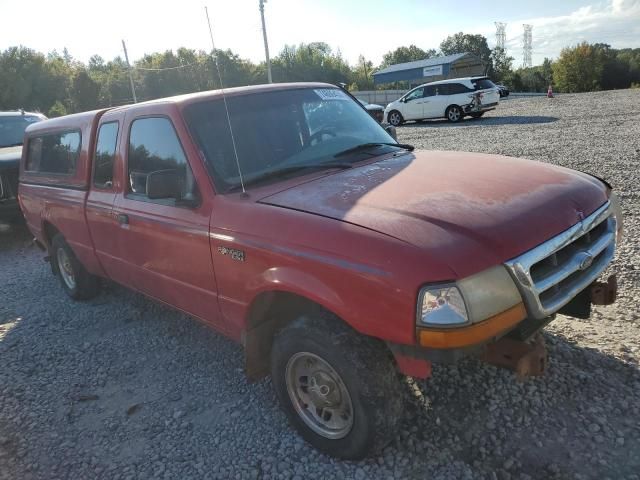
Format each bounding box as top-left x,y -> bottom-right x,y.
226,162 -> 353,193
333,142 -> 414,158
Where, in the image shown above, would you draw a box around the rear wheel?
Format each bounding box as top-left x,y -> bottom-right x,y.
446,105 -> 463,123
51,234 -> 100,300
270,312 -> 402,459
387,110 -> 403,127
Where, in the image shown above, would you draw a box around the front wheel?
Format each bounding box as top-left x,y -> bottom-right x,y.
51,234 -> 101,300
446,105 -> 463,123
270,313 -> 402,459
387,110 -> 403,127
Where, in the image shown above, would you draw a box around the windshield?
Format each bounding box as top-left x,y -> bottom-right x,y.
0,115 -> 42,148
184,87 -> 396,192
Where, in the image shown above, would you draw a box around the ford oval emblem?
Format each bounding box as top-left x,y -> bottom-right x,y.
577,252 -> 594,271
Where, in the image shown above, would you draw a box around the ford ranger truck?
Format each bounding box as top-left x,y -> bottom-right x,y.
18,83 -> 622,459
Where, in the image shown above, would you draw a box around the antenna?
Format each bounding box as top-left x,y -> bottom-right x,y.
205,6 -> 246,194
522,24 -> 533,68
495,22 -> 507,51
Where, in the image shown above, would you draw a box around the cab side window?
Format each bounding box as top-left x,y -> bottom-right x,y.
127,117 -> 198,206
26,130 -> 81,175
94,122 -> 118,188
424,86 -> 436,97
404,87 -> 425,102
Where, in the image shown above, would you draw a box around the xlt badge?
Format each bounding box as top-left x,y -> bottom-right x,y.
217,246 -> 245,262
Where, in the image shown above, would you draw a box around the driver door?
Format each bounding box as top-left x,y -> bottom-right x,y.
401,87 -> 426,120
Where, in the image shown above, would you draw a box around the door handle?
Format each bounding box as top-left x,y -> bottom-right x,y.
117,213 -> 129,225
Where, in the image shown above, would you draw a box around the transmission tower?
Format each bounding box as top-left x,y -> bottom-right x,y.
495,22 -> 507,51
522,24 -> 533,68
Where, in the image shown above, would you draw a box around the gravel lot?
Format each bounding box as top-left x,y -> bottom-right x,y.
1,89 -> 640,480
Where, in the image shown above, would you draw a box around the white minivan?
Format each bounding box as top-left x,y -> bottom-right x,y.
384,77 -> 500,125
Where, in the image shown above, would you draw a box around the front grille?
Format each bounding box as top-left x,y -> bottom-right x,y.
505,201 -> 616,319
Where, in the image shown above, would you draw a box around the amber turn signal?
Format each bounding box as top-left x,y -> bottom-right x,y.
417,303 -> 527,349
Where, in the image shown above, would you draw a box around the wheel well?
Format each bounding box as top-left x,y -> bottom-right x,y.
42,221 -> 60,248
244,291 -> 337,381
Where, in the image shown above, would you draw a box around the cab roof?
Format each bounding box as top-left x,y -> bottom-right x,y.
107,82 -> 336,113
23,82 -> 340,134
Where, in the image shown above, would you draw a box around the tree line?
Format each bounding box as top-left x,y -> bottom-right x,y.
1,34 -> 638,117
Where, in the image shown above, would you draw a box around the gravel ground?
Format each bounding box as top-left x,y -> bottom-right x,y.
1,89 -> 640,480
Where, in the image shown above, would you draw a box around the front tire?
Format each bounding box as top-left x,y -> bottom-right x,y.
446,105 -> 463,123
51,234 -> 101,300
387,110 -> 403,127
270,312 -> 402,459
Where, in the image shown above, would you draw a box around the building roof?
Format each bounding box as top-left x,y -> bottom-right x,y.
373,53 -> 470,76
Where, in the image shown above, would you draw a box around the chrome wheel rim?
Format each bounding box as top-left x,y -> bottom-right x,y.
57,248 -> 76,290
389,112 -> 400,126
448,108 -> 460,121
285,352 -> 354,439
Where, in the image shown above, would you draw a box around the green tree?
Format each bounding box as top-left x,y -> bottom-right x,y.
440,32 -> 492,73
48,100 -> 67,117
271,42 -> 351,84
552,42 -> 605,92
352,55 -> 374,90
71,70 -> 100,111
490,47 -> 514,83
380,45 -> 436,68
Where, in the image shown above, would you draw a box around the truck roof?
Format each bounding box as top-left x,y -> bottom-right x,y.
25,82 -> 335,134
108,82 -> 335,113
25,108 -> 110,136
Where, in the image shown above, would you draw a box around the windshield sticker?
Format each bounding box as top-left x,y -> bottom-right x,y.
314,89 -> 349,101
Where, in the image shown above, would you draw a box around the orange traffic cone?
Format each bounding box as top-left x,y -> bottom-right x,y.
547,85 -> 554,98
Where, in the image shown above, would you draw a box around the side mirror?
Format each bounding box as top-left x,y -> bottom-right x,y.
383,124 -> 397,140
146,169 -> 183,200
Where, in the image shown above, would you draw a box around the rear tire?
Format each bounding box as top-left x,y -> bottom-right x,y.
51,234 -> 101,300
446,105 -> 463,123
387,110 -> 403,127
270,312 -> 402,459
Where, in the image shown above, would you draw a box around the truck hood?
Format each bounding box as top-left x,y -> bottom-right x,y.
259,151 -> 609,278
0,145 -> 22,169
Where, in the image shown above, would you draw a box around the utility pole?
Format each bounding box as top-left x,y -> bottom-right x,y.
495,22 -> 507,51
259,0 -> 273,83
121,39 -> 137,103
522,24 -> 533,68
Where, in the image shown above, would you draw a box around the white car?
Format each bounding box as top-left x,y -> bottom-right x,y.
384,77 -> 500,125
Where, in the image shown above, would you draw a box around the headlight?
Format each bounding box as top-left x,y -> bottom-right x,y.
418,284 -> 468,326
610,192 -> 623,242
417,266 -> 522,327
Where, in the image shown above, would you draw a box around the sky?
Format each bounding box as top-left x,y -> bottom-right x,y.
1,0 -> 639,67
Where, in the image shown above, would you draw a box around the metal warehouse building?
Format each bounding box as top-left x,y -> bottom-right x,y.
373,52 -> 485,86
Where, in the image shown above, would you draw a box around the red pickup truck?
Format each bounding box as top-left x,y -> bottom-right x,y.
19,83 -> 622,459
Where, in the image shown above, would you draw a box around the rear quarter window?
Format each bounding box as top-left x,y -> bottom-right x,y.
26,130 -> 81,175
448,83 -> 473,94
472,79 -> 496,90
